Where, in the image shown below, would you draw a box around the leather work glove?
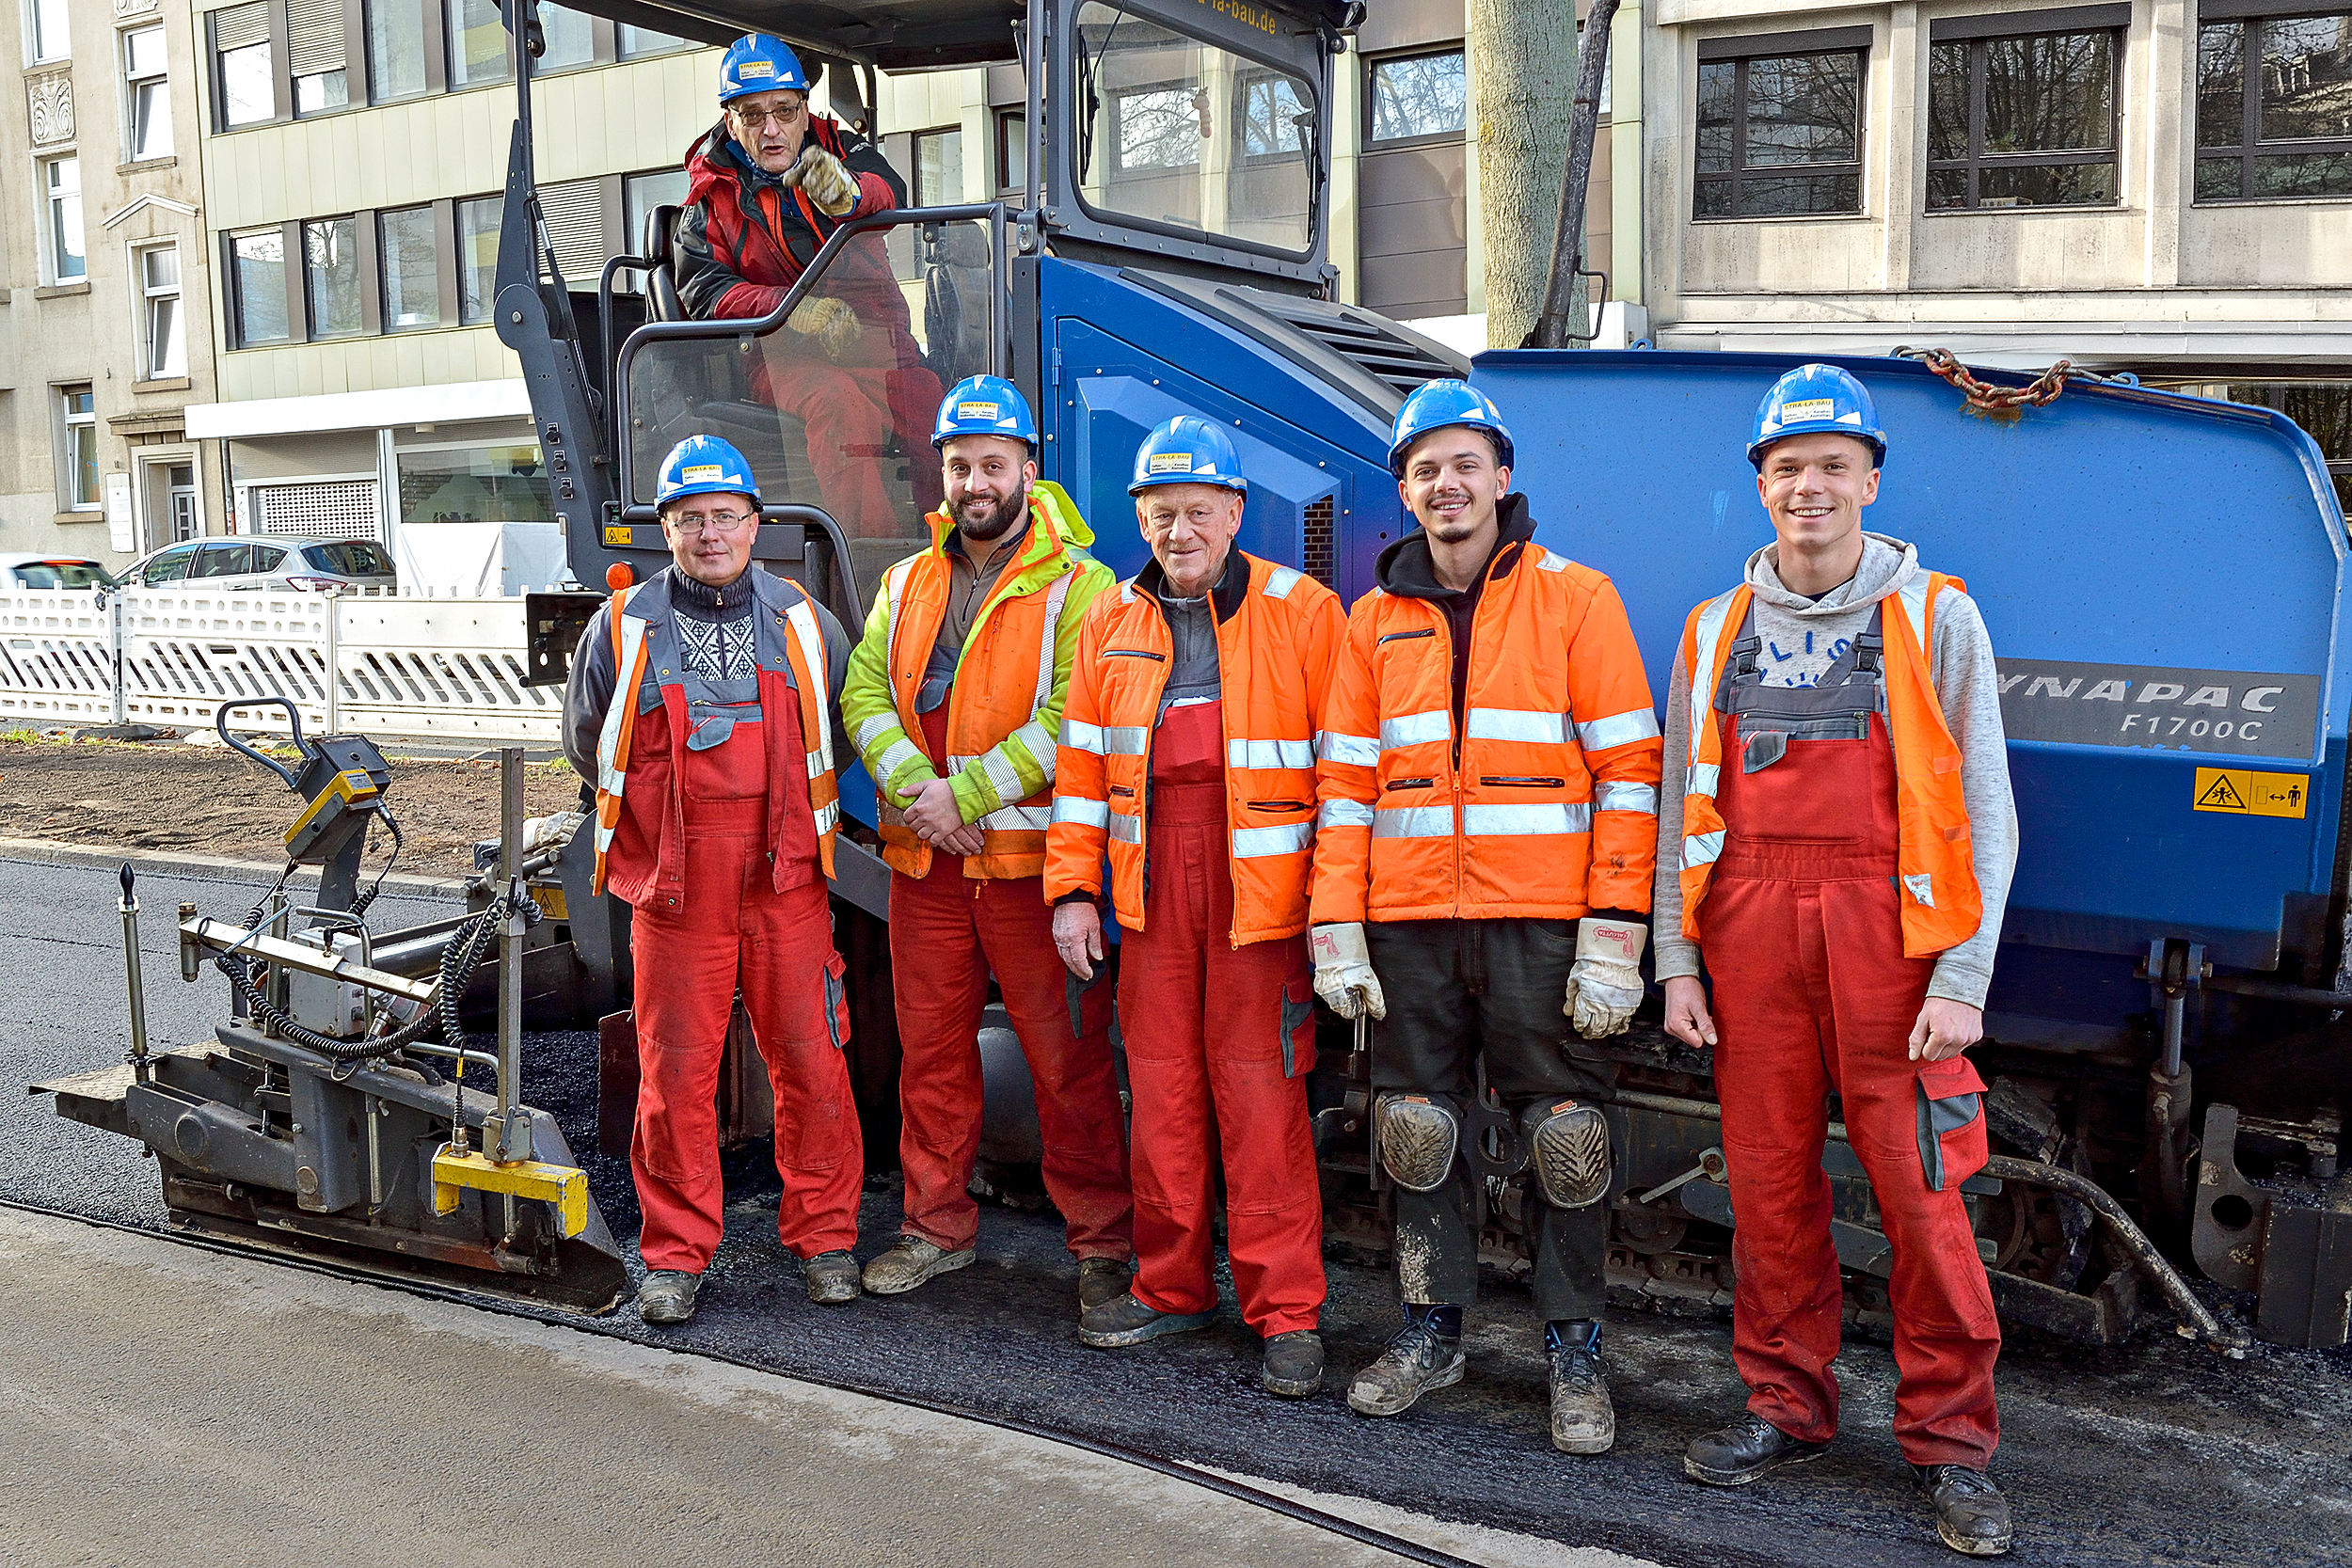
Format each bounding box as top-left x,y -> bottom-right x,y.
1310,923 -> 1386,1021
786,294 -> 863,363
1564,917 -> 1647,1039
795,145 -> 861,216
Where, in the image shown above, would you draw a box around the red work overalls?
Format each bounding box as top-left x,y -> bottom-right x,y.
1120,700 -> 1325,1335
1700,617 -> 2002,1469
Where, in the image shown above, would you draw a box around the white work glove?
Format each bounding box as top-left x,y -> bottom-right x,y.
1310,923 -> 1387,1021
786,294 -> 862,363
1564,917 -> 1647,1039
795,145 -> 860,216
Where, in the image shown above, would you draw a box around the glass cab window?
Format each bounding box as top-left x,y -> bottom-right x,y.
1072,2 -> 1316,256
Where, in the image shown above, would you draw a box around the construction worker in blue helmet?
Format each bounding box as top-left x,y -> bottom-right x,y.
675,33 -> 945,534
840,375 -> 1136,1313
1655,361 -> 2019,1556
1045,413 -> 1344,1398
1312,376 -> 1662,1455
560,432 -> 860,1326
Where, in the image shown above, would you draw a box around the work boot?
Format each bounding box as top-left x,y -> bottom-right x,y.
1077,1256 -> 1132,1311
1345,1320 -> 1466,1417
803,1250 -> 861,1306
637,1270 -> 701,1325
1685,1413 -> 1831,1486
1912,1465 -> 2012,1557
1079,1291 -> 1215,1348
861,1235 -> 976,1297
1261,1330 -> 1325,1398
1547,1321 -> 1614,1455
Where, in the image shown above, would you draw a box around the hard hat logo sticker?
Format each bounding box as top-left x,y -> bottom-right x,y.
680,464 -> 725,482
1148,452 -> 1194,473
738,60 -> 775,78
957,402 -> 1001,420
1777,398 -> 1836,422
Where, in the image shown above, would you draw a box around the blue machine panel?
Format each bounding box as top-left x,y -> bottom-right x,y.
1473,350 -> 2352,972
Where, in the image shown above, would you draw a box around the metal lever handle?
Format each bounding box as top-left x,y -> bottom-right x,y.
214,698 -> 310,789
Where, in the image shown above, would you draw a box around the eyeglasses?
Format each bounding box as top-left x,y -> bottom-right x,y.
666,511 -> 758,537
730,102 -> 806,131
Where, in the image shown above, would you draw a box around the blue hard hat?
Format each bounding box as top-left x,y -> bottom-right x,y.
1748,363 -> 1886,468
656,435 -> 761,508
1129,415 -> 1247,496
932,374 -> 1038,450
1389,379 -> 1514,477
718,34 -> 809,103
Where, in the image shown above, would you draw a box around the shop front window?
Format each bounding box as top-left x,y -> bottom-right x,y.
396,442 -> 554,525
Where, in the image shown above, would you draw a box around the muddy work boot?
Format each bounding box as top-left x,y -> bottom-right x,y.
1685,1412 -> 1830,1485
1079,1291 -> 1215,1348
861,1235 -> 977,1297
1546,1320 -> 1614,1455
803,1250 -> 861,1305
1346,1318 -> 1466,1417
1261,1330 -> 1325,1398
637,1270 -> 701,1325
1913,1464 -> 2012,1557
1077,1257 -> 1132,1311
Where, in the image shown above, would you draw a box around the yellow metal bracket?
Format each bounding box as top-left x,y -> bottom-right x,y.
429,1145 -> 590,1239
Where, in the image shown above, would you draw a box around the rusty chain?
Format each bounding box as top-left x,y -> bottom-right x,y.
1910,345 -> 2081,412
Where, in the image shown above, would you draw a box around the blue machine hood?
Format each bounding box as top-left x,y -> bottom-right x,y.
1473,349 -> 2352,976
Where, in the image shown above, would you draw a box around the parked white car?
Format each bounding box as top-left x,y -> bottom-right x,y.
119,536 -> 397,593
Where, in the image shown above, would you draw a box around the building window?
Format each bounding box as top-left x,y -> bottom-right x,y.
60,387 -> 98,511
124,24 -> 171,159
618,23 -> 691,57
137,245 -> 184,379
214,1 -> 275,129
305,217 -> 362,338
537,4 -> 596,71
397,441 -> 554,527
1241,72 -> 1310,157
27,0 -> 68,62
291,0 -> 350,115
448,0 -> 511,87
914,126 -> 965,203
2197,8 -> 2352,202
1928,14 -> 2122,210
229,226 -> 292,345
996,109 -> 1027,192
457,194 -> 503,323
366,0 -> 428,101
624,167 -> 689,256
1368,49 -> 1467,143
42,156 -> 85,283
379,205 -> 442,327
1694,30 -> 1868,218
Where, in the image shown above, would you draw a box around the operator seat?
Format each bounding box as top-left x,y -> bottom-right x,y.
644,204 -> 685,323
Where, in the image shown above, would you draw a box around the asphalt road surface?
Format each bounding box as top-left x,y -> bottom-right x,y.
5,852 -> 2347,1568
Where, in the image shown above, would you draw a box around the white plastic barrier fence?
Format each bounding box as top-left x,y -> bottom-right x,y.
0,586 -> 568,746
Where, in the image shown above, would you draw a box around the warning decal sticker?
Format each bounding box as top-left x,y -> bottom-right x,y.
2192,767 -> 2310,819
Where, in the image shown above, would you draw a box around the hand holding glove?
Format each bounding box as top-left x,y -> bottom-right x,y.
1310,923 -> 1386,1021
794,145 -> 861,216
1563,918 -> 1646,1039
786,294 -> 863,363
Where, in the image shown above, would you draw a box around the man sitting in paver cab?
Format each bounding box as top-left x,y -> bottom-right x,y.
673,33 -> 943,539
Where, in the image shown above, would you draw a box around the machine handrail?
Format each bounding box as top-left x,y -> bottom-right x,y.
215,698 -> 308,788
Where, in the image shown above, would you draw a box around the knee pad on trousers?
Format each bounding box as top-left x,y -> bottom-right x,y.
1524,1099 -> 1611,1209
1376,1094 -> 1459,1193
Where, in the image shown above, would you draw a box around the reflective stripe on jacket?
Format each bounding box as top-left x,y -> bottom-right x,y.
591,574 -> 839,902
1677,571 -> 1982,956
840,482 -> 1112,880
1045,552 -> 1344,946
1310,540 -> 1661,925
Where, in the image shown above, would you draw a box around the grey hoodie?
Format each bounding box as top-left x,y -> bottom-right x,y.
1650,532 -> 2019,1008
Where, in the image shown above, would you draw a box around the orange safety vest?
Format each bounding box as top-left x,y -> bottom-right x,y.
1676,572 -> 1981,956
1310,540 -> 1662,926
1045,552 -> 1344,946
868,491 -> 1101,880
590,575 -> 838,897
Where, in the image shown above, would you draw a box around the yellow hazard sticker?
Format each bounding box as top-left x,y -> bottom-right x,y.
1777,398 -> 1836,422
956,401 -> 1000,420
2193,767 -> 2311,818
681,464 -> 724,482
1147,451 -> 1194,473
603,525 -> 631,546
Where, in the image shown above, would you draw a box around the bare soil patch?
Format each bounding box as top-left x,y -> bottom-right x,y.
0,737 -> 584,875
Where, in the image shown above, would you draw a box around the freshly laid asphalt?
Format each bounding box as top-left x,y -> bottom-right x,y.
5,852 -> 2347,1568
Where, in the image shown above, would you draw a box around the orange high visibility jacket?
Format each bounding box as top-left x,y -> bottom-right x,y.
1045,552 -> 1344,946
840,483 -> 1112,881
1676,572 -> 1983,956
1310,523 -> 1662,926
590,573 -> 839,900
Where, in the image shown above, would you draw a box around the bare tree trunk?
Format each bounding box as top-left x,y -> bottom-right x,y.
1470,0 -> 1577,350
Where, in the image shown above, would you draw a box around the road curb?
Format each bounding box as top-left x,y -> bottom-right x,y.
0,836 -> 469,898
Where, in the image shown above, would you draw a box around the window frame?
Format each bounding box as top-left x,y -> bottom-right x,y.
40,153 -> 86,285
303,214 -> 365,340
122,22 -> 172,162
1925,7 -> 2128,213
376,201 -> 451,330
911,125 -> 966,205
225,223 -> 298,348
1692,28 -> 1872,221
58,385 -> 99,513
1363,45 -> 1469,150
2194,0 -> 2352,204
135,242 -> 185,381
995,107 -> 1027,194
26,0 -> 69,64
454,192 -> 504,325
